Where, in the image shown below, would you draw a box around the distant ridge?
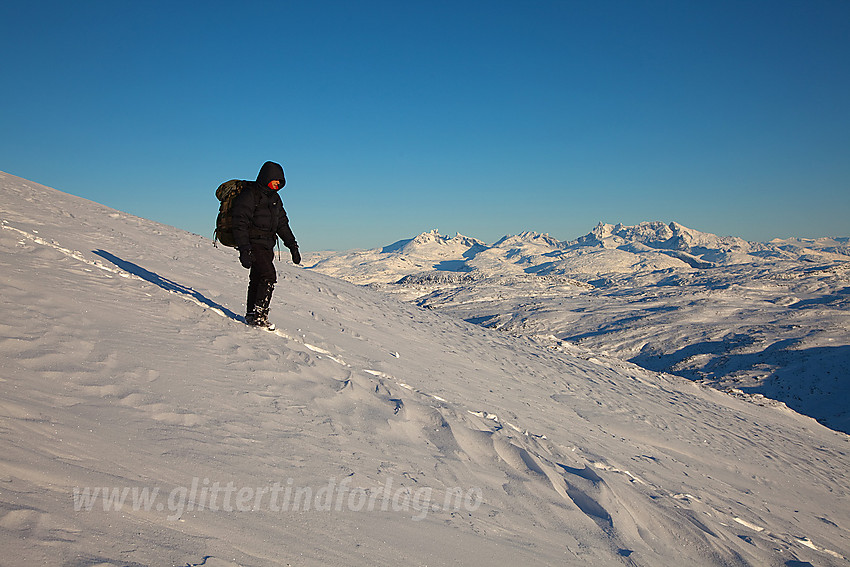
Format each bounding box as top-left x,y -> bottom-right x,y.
309,221 -> 850,283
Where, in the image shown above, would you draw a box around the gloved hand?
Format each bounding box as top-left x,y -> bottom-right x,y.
239,247 -> 253,269
290,246 -> 301,265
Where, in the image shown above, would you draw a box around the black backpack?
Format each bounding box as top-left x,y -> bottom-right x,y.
213,179 -> 249,247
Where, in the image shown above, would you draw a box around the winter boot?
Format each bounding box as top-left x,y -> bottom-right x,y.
246,281 -> 275,328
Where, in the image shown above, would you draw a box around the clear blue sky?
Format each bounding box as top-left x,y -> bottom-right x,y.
2,0 -> 848,251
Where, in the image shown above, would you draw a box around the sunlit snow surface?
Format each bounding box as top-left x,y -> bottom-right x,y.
1,171 -> 848,566
308,225 -> 850,434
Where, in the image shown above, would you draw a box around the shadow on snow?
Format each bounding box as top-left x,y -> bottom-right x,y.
92,249 -> 243,323
632,339 -> 850,435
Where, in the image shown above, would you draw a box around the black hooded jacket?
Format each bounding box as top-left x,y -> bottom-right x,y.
231,162 -> 298,251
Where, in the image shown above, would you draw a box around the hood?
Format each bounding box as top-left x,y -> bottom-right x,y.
256,161 -> 286,188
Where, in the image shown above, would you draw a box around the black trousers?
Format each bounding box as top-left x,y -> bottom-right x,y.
246,246 -> 276,313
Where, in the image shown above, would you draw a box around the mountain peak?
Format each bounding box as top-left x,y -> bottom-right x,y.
411,228 -> 446,245
577,221 -> 718,249
381,229 -> 487,255
493,231 -> 564,249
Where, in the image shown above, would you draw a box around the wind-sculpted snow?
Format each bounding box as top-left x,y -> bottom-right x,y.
2,170 -> 850,566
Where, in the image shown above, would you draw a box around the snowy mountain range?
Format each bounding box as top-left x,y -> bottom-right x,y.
306,224 -> 850,435
2,170 -> 849,566
311,222 -> 850,280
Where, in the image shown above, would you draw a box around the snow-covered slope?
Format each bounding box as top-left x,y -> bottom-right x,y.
307,226 -> 850,435
2,171 -> 849,566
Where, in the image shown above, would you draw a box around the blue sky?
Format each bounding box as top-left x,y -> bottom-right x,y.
2,1 -> 848,251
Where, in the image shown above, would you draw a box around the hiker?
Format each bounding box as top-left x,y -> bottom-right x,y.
231,161 -> 301,328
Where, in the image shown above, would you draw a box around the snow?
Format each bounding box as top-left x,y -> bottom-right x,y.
308,225 -> 850,436
1,170 -> 849,566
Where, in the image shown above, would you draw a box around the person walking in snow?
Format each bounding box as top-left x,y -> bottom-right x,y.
231,161 -> 301,328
